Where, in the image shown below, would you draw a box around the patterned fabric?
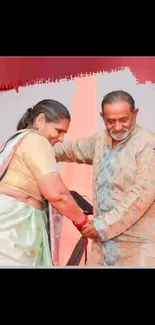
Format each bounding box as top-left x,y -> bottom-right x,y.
0,194 -> 52,266
55,124 -> 155,266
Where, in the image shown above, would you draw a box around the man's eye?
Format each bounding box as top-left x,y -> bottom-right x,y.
121,119 -> 128,123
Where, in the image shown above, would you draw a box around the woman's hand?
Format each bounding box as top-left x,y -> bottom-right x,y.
80,220 -> 99,240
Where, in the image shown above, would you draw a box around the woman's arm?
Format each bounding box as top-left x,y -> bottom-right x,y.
22,132 -> 88,225
38,172 -> 87,224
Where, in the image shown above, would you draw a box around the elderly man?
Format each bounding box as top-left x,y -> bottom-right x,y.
55,90 -> 155,267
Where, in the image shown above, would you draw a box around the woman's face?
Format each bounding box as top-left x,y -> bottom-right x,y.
34,114 -> 70,146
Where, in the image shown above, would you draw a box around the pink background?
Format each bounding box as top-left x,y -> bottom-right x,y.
1,56 -> 155,266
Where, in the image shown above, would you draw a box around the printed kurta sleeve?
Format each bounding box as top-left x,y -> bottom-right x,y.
55,133 -> 97,165
21,133 -> 58,179
94,143 -> 155,241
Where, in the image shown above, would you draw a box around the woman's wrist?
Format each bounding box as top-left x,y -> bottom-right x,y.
73,213 -> 88,230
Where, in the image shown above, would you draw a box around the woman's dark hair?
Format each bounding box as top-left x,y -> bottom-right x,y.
17,99 -> 71,131
101,90 -> 135,114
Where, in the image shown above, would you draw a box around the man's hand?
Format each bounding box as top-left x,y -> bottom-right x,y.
81,220 -> 99,240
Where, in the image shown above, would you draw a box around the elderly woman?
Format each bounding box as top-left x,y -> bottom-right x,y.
0,99 -> 88,266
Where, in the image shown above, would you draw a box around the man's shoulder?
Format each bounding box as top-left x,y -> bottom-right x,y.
94,129 -> 107,140
74,130 -> 107,149
134,125 -> 155,156
137,125 -> 155,145
77,130 -> 107,143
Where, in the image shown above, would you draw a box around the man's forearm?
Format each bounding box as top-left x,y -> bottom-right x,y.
94,192 -> 155,241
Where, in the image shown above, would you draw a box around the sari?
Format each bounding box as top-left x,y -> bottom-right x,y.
0,130 -> 63,266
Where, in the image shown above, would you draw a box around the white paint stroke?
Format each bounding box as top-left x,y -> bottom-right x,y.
1,66 -> 155,148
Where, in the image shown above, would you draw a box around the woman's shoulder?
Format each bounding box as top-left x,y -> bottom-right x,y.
19,131 -> 53,153
15,130 -> 58,176
23,130 -> 49,144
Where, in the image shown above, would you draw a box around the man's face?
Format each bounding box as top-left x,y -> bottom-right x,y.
101,101 -> 139,142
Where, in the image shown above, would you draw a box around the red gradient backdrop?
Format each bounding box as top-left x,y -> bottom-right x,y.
0,57 -> 155,91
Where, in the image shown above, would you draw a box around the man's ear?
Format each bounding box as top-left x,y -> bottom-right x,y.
134,108 -> 139,118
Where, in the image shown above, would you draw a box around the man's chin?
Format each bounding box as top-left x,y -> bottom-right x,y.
110,132 -> 129,142
112,136 -> 126,141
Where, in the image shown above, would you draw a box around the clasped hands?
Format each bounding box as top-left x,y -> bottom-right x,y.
79,219 -> 99,240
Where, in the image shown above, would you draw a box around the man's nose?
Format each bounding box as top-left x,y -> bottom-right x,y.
114,122 -> 122,131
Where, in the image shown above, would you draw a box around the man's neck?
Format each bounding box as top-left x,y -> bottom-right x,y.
112,139 -> 119,148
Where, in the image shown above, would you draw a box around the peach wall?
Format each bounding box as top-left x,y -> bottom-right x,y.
59,76 -> 98,265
